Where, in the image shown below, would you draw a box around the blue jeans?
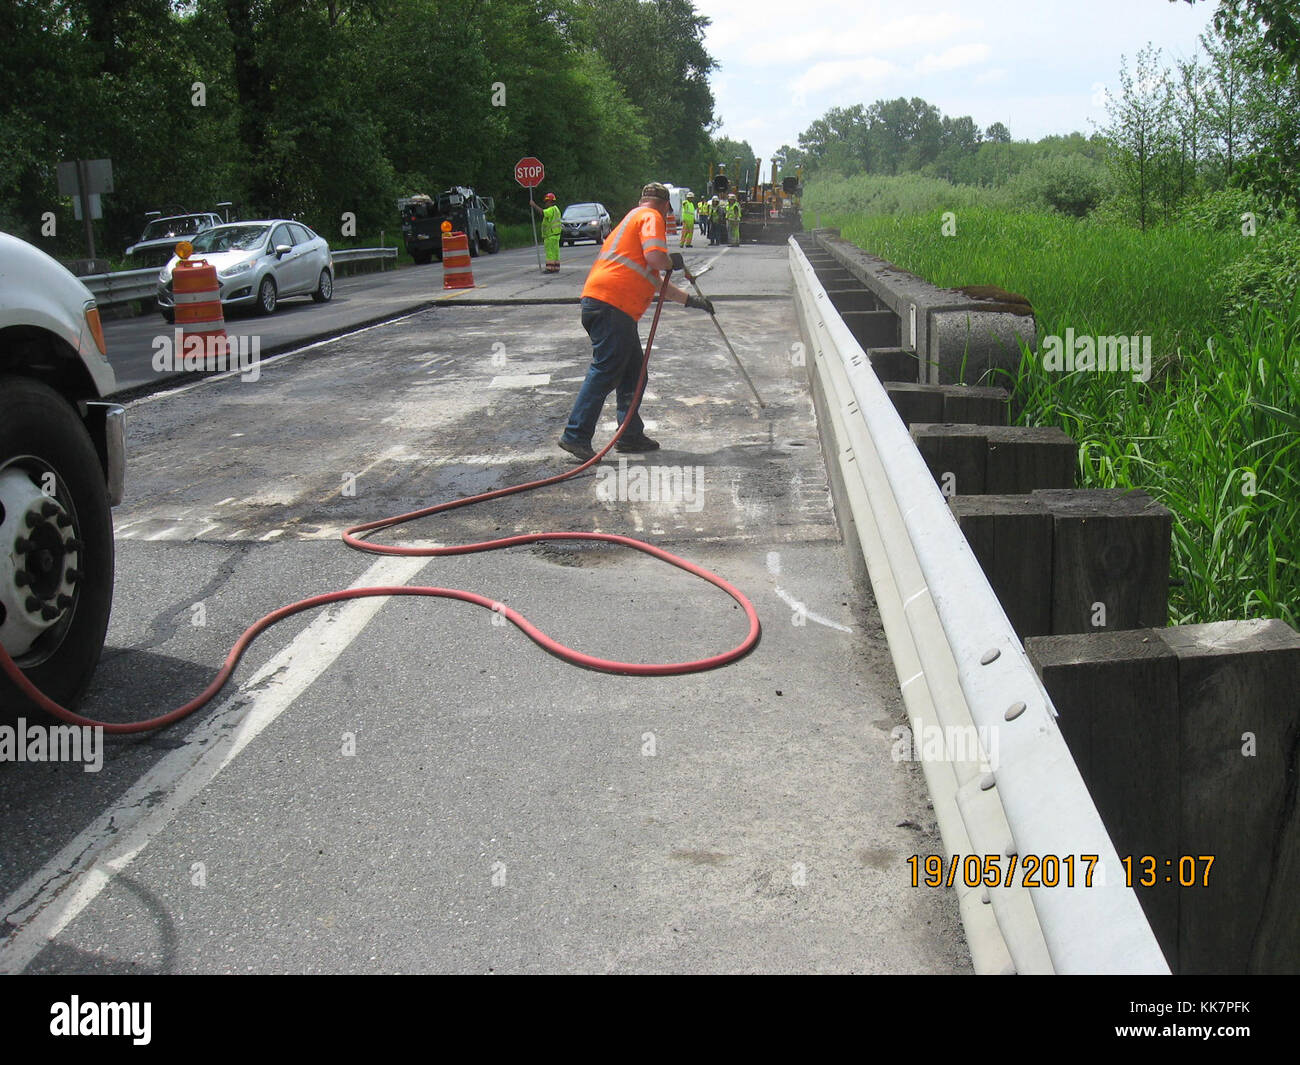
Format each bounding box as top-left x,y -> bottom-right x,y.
562,297 -> 647,445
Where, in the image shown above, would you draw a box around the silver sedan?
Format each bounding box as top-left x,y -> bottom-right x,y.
156,220 -> 333,321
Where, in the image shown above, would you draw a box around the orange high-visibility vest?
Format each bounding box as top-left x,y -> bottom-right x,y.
581,205 -> 668,320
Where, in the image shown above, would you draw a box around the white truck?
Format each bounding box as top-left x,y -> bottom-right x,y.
1,232 -> 125,711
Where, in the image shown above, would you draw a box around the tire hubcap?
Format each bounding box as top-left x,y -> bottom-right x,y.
0,466 -> 80,661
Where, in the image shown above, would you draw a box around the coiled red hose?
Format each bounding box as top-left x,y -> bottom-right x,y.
0,274 -> 762,734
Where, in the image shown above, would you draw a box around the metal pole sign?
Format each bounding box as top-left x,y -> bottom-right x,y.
57,158 -> 113,262
515,157 -> 545,273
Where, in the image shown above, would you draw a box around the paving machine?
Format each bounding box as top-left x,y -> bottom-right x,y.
705,157 -> 802,244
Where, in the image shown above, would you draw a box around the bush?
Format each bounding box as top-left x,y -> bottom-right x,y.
1009,154 -> 1109,217
1178,186 -> 1281,232
1219,219 -> 1300,315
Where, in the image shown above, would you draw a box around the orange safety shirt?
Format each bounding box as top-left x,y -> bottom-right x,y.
581,205 -> 668,320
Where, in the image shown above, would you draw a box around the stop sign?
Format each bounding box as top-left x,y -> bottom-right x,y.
514,157 -> 545,188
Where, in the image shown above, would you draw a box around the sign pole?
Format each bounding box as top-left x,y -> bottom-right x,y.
528,192 -> 542,273
513,156 -> 546,275
77,159 -> 96,262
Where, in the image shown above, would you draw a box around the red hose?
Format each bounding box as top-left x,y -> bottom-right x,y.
0,274 -> 762,734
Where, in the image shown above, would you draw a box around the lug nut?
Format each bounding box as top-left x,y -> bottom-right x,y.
57,594 -> 74,609
25,596 -> 40,613
65,538 -> 83,551
66,568 -> 82,583
15,537 -> 32,552
40,501 -> 59,517
56,515 -> 72,528
14,569 -> 30,587
24,511 -> 40,528
40,604 -> 60,621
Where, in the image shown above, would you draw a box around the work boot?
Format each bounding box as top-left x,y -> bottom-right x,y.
559,437 -> 596,462
615,434 -> 660,453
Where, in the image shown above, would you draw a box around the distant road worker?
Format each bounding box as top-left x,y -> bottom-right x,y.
557,182 -> 715,462
727,194 -> 742,246
531,191 -> 562,272
709,196 -> 724,245
679,195 -> 696,247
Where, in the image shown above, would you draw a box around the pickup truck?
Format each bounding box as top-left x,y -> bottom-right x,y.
399,187 -> 499,264
0,232 -> 125,712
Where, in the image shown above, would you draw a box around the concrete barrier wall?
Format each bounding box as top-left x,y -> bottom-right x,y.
809,229 -> 1035,387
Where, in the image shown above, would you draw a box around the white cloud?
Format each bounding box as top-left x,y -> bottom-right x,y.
790,57 -> 897,98
746,12 -> 983,65
914,43 -> 992,75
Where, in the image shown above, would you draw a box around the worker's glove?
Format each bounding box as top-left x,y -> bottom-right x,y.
669,252 -> 686,271
685,293 -> 715,315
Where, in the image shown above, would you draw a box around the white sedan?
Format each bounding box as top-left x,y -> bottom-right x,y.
156,219 -> 333,321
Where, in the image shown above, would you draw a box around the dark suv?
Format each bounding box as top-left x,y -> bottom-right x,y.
561,203 -> 611,245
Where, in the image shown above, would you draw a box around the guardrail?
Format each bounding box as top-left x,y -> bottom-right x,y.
789,235 -> 1169,974
331,246 -> 397,269
81,268 -> 159,307
82,247 -> 397,307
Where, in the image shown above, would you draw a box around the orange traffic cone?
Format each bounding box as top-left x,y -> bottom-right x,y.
442,229 -> 475,290
172,257 -> 228,363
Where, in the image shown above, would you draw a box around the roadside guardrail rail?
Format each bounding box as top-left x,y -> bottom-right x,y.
83,248 -> 397,307
789,232 -> 1169,975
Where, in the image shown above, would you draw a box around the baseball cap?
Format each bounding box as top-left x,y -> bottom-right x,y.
641,182 -> 671,202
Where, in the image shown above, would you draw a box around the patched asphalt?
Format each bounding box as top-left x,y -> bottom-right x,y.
3,243 -> 970,974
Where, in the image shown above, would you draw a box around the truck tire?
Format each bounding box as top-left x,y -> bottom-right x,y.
468,234 -> 480,258
486,231 -> 500,254
0,376 -> 114,714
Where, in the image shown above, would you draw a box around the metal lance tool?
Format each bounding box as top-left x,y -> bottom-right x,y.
674,255 -> 767,409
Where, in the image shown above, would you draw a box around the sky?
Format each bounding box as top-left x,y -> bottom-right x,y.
696,0 -> 1219,172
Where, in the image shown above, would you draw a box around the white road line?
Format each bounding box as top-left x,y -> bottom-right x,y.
126,309 -> 433,408
0,554 -> 430,974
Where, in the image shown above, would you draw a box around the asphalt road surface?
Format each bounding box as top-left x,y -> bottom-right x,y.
2,242 -> 970,974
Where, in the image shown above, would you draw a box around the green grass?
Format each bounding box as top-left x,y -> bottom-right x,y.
819,202 -> 1300,627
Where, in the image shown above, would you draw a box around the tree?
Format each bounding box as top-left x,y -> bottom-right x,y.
985,122 -> 1012,143
1176,0 -> 1300,209
1104,44 -> 1177,229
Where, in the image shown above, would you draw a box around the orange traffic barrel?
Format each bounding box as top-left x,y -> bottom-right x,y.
172,255 -> 228,359
442,230 -> 474,289
666,212 -> 678,237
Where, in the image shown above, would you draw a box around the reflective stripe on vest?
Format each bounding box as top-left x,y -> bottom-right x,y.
587,205 -> 670,310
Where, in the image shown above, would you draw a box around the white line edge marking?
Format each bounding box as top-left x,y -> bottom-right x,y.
125,309 -> 433,408
0,553 -> 429,974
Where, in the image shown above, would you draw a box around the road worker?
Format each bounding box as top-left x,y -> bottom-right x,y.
558,182 -> 715,462
679,195 -> 696,247
727,193 -> 742,246
709,196 -> 723,245
531,191 -> 562,272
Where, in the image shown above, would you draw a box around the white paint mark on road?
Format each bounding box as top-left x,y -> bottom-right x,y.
774,586 -> 853,633
490,374 -> 551,388
0,554 -> 430,975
